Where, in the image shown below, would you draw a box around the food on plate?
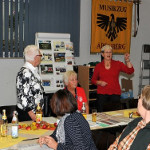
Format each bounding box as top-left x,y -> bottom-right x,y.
19,122 -> 57,130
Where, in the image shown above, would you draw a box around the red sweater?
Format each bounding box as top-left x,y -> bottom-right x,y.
91,60 -> 134,95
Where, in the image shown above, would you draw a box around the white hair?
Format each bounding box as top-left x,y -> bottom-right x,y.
63,70 -> 77,85
24,45 -> 39,61
101,45 -> 112,53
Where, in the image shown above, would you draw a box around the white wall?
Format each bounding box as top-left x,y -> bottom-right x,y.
0,0 -> 150,106
75,0 -> 150,99
0,59 -> 24,106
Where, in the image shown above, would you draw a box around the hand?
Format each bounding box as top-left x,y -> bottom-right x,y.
97,81 -> 107,87
44,136 -> 58,150
38,136 -> 47,147
28,110 -> 36,122
38,136 -> 58,150
124,53 -> 130,62
41,121 -> 47,124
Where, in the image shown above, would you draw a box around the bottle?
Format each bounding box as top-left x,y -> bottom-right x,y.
81,102 -> 87,119
36,103 -> 42,123
1,109 -> 8,137
11,111 -> 18,138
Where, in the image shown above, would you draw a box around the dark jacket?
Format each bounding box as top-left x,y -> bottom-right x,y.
51,112 -> 97,150
119,117 -> 150,150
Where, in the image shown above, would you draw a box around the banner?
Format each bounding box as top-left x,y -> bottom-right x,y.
91,0 -> 133,54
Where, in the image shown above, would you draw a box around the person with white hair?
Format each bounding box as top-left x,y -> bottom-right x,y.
91,45 -> 134,112
16,45 -> 44,121
63,70 -> 89,114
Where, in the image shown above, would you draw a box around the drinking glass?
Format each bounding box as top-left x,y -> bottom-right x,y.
92,109 -> 97,122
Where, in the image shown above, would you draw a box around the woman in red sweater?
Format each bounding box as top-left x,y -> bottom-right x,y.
91,45 -> 134,112
63,70 -> 89,114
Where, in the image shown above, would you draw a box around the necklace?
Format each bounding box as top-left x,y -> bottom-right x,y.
104,61 -> 111,69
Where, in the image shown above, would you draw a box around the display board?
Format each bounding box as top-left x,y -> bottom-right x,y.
35,32 -> 74,93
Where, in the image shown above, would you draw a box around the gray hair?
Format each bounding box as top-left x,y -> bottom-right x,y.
24,45 -> 39,61
141,85 -> 150,110
63,70 -> 77,85
101,45 -> 112,53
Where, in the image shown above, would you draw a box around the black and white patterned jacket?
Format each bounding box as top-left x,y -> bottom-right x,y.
16,62 -> 44,113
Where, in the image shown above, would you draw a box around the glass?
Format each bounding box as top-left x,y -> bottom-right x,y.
92,109 -> 97,122
104,51 -> 112,54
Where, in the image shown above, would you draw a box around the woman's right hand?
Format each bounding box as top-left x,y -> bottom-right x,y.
97,80 -> 107,86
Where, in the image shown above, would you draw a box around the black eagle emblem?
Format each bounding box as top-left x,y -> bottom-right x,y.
97,13 -> 127,41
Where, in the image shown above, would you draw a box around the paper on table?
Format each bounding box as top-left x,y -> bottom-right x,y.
19,129 -> 49,135
88,120 -> 110,128
0,135 -> 26,149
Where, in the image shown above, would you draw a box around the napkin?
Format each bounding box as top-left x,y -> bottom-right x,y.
0,135 -> 26,149
19,129 -> 49,135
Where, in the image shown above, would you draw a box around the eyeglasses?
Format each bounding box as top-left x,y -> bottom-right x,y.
104,52 -> 112,54
36,54 -> 42,57
138,95 -> 141,99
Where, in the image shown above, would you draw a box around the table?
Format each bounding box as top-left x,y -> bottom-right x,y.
88,108 -> 137,130
2,108 -> 138,149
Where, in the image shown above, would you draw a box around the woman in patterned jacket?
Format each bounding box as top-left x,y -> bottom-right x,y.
38,89 -> 97,150
16,45 -> 44,121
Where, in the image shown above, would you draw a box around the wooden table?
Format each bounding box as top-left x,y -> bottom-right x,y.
2,108 -> 138,149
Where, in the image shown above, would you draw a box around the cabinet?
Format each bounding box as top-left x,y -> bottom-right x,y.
138,44 -> 150,94
78,66 -> 97,102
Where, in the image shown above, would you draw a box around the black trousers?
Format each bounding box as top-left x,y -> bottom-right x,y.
96,94 -> 121,112
16,106 -> 32,122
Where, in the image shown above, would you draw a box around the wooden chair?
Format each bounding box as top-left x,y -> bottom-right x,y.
120,78 -> 134,109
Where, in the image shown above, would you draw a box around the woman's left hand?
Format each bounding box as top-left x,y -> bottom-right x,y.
38,136 -> 47,147
124,53 -> 130,62
45,136 -> 58,150
38,136 -> 58,149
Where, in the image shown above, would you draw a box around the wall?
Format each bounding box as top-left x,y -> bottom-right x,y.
75,0 -> 150,99
0,0 -> 150,106
0,59 -> 24,106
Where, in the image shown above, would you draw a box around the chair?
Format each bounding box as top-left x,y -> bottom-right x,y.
120,78 -> 134,109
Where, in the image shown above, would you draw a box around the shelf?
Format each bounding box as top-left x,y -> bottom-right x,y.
78,65 -> 97,113
139,76 -> 150,79
89,98 -> 96,101
89,89 -> 97,92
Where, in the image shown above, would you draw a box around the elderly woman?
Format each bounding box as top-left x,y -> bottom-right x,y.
38,90 -> 97,150
108,85 -> 150,150
63,70 -> 89,114
91,45 -> 134,112
16,45 -> 44,121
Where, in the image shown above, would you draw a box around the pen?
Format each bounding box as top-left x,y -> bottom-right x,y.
23,137 -> 39,141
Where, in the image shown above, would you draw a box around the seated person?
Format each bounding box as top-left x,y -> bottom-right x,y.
108,85 -> 150,150
38,89 -> 97,150
63,70 -> 89,114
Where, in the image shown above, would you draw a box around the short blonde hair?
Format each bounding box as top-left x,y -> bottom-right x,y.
24,45 -> 40,61
63,70 -> 77,85
101,45 -> 112,53
141,85 -> 150,110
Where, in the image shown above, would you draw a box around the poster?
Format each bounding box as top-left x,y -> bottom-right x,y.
91,0 -> 133,54
36,35 -> 74,93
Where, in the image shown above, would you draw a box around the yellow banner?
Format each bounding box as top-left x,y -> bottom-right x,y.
91,0 -> 133,54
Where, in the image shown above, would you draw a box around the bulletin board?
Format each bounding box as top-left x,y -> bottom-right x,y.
35,32 -> 74,93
